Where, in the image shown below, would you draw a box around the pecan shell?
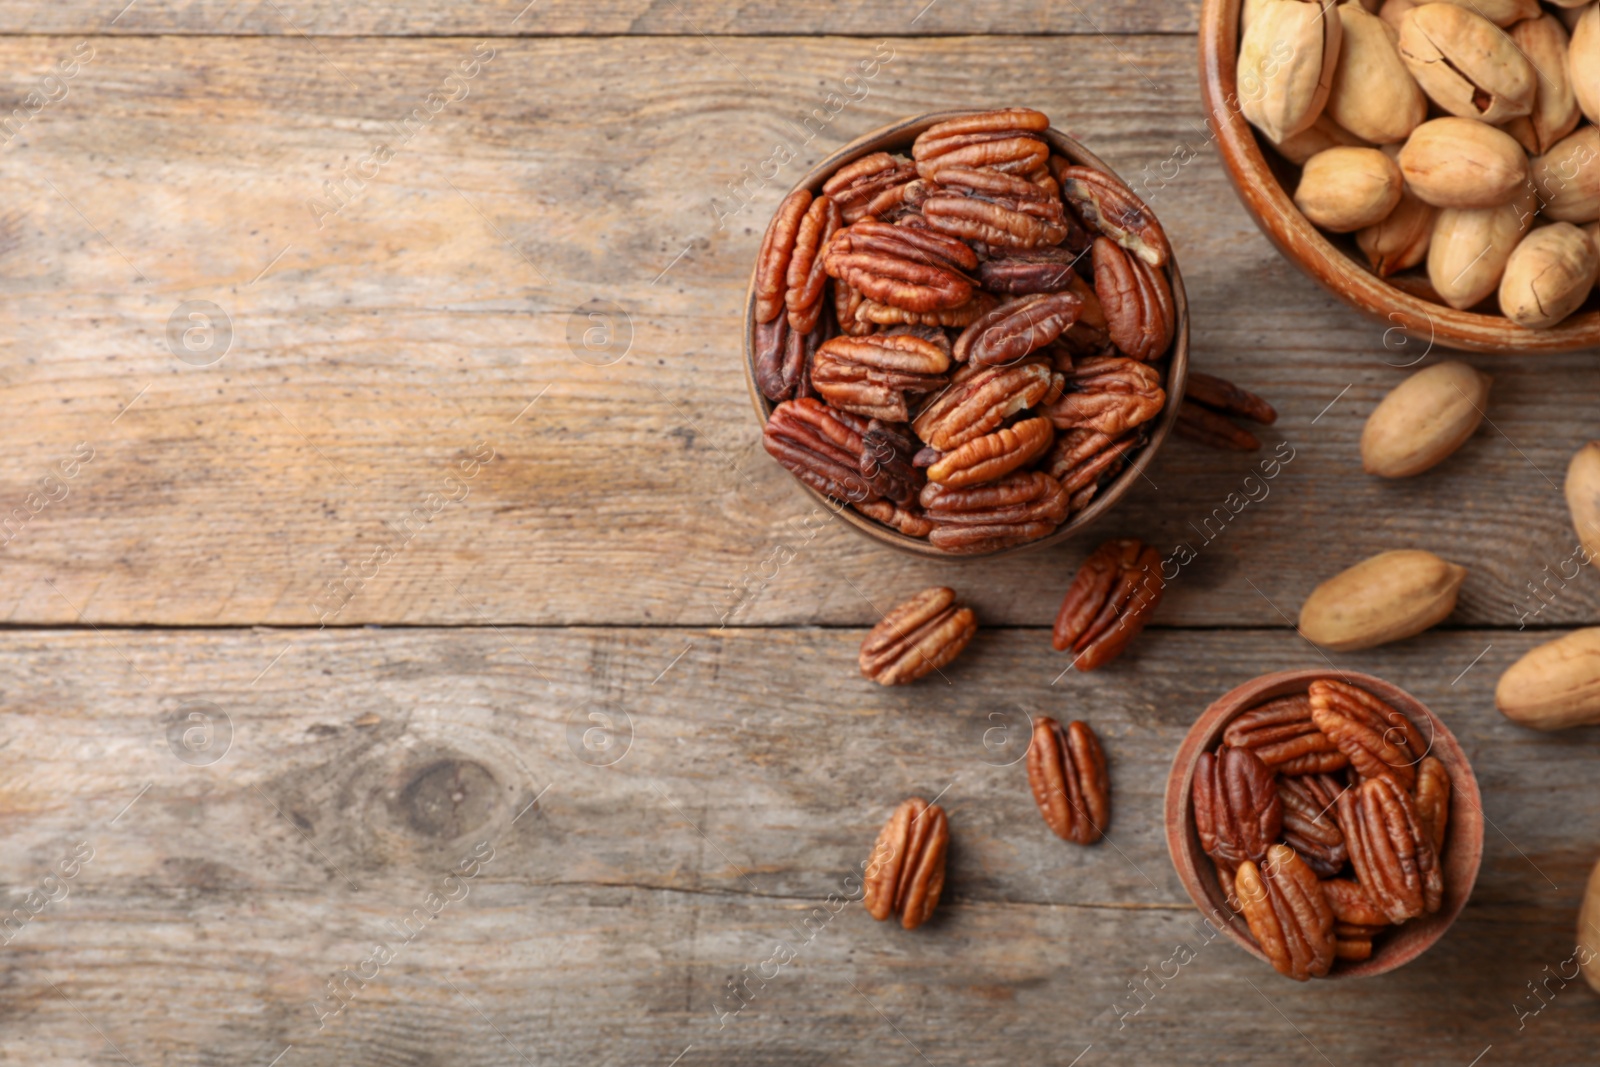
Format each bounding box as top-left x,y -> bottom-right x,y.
812,333 -> 951,422
863,797 -> 949,930
1309,679 -> 1426,791
925,415 -> 1054,489
854,499 -> 935,539
1223,694 -> 1349,776
912,357 -> 1063,452
912,108 -> 1052,180
921,470 -> 1069,554
1026,717 -> 1110,844
823,152 -> 918,224
763,398 -> 877,504
1044,356 -> 1166,438
858,586 -> 977,686
1413,756 -> 1451,854
1235,844 -> 1335,981
1092,237 -> 1175,363
952,292 -> 1084,367
755,189 -> 812,323
1277,772 -> 1349,878
1193,745 -> 1283,870
1054,162 -> 1171,268
1051,538 -> 1165,671
785,195 -> 842,333
1336,775 -> 1443,924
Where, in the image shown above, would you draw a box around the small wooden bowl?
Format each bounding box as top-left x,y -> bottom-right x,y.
1164,668 -> 1484,979
1200,0 -> 1600,354
741,111 -> 1190,559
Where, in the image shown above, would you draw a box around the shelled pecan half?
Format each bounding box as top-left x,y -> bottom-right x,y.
925,415 -> 1054,489
763,398 -> 877,504
923,166 -> 1071,250
854,499 -> 935,539
785,195 -> 842,333
977,245 -> 1084,295
1215,857 -> 1243,913
1041,428 -> 1142,513
823,152 -> 919,224
1053,161 -> 1171,267
1321,878 -> 1390,928
1336,775 -> 1443,924
912,107 -> 1052,180
1178,371 -> 1279,452
1051,538 -> 1165,670
1309,679 -> 1427,791
1192,745 -> 1283,870
833,277 -> 874,335
1025,717 -> 1110,844
812,333 -> 951,422
859,419 -> 922,506
1222,694 -> 1349,776
824,219 -> 978,313
1333,922 -> 1385,961
856,291 -> 998,328
858,586 -> 977,686
755,189 -> 813,323
912,357 -> 1063,452
1235,844 -> 1336,981
1413,756 -> 1451,853
863,797 -> 949,930
1044,356 -> 1166,438
921,470 -> 1069,554
1092,237 -> 1175,363
1277,773 -> 1349,878
952,291 -> 1084,366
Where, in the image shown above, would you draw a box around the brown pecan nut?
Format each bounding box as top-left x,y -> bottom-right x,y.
1044,356 -> 1166,438
1092,237 -> 1175,363
977,246 -> 1085,295
912,108 -> 1052,180
923,167 -> 1070,250
1321,878 -> 1390,928
824,220 -> 978,313
1413,756 -> 1451,853
925,416 -> 1054,488
812,333 -> 951,422
921,470 -> 1069,554
858,586 -> 977,685
833,277 -> 874,335
952,292 -> 1084,366
823,152 -> 919,224
857,291 -> 997,328
1336,774 -> 1444,924
859,419 -> 922,507
1041,428 -> 1141,511
854,499 -> 935,539
1214,857 -> 1243,913
1052,538 -> 1164,670
1277,772 -> 1349,878
763,398 -> 877,503
785,195 -> 842,333
1186,370 -> 1279,425
1223,694 -> 1349,776
912,357 -> 1063,452
1309,679 -> 1426,791
1177,399 -> 1260,451
1334,925 -> 1380,962
754,315 -> 829,404
1026,717 -> 1110,844
1192,745 -> 1283,870
1054,162 -> 1172,268
1234,844 -> 1336,981
863,797 -> 949,930
755,189 -> 812,323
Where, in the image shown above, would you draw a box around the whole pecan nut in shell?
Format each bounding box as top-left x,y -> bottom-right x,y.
1309,679 -> 1426,790
1052,538 -> 1165,670
1234,844 -> 1336,981
921,470 -> 1069,554
1054,162 -> 1172,267
1192,745 -> 1283,870
1092,237 -> 1175,363
863,797 -> 949,930
858,586 -> 977,685
1336,774 -> 1444,924
1026,716 -> 1110,844
1223,693 -> 1349,776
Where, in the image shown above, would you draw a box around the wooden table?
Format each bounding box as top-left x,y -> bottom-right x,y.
3,2 -> 1599,1063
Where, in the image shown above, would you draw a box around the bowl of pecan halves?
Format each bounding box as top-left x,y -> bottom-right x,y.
745,107 -> 1189,557
1165,669 -> 1484,979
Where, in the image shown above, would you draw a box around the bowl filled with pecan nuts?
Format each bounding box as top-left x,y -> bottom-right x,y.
745,108 -> 1189,557
1201,0 -> 1600,352
1165,668 -> 1484,979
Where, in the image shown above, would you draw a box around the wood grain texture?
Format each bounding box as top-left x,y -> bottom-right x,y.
2,34 -> 1597,629
0,626 -> 1596,1065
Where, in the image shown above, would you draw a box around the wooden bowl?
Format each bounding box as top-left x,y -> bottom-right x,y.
741,111 -> 1190,559
1164,668 -> 1484,978
1199,0 -> 1600,354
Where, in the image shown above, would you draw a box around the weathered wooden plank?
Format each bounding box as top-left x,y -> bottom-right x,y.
0,34 -> 1596,629
0,626 -> 1597,1064
0,0 -> 1200,37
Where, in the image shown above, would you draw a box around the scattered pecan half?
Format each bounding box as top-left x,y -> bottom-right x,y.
1051,538 -> 1165,670
858,586 -> 977,685
977,246 -> 1084,295
1178,371 -> 1278,452
1413,756 -> 1451,854
812,333 -> 951,422
923,166 -> 1070,250
755,189 -> 813,324
863,797 -> 949,930
1026,716 -> 1110,844
1192,745 -> 1283,870
1041,428 -> 1142,513
1054,161 -> 1171,268
912,107 -> 1052,180
1309,679 -> 1426,791
1092,237 -> 1175,363
1044,356 -> 1166,438
763,398 -> 877,503
1336,774 -> 1443,924
1277,773 -> 1349,878
854,499 -> 935,539
952,292 -> 1084,367
1222,694 -> 1349,776
824,220 -> 978,313
921,470 -> 1069,554
925,415 -> 1054,489
912,357 -> 1063,452
785,195 -> 842,333
823,152 -> 918,224
1234,844 -> 1335,981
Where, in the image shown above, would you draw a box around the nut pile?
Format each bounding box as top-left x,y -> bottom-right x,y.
1240,0 -> 1600,328
1193,678 -> 1452,979
756,107 -> 1178,554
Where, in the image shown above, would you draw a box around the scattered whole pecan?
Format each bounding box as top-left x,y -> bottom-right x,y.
921,470 -> 1070,554
1234,844 -> 1336,981
823,152 -> 919,224
977,245 -> 1084,295
1026,716 -> 1110,844
1054,162 -> 1171,267
1178,371 -> 1279,452
925,415 -> 1054,489
1051,538 -> 1165,670
784,196 -> 842,334
1222,693 -> 1349,776
1309,679 -> 1426,791
952,292 -> 1084,367
755,189 -> 813,324
763,398 -> 877,504
923,166 -> 1071,250
912,357 -> 1063,452
1336,774 -> 1444,924
1413,756 -> 1451,853
858,586 -> 977,685
912,107 -> 1052,180
1192,745 -> 1283,870
811,333 -> 951,422
1044,356 -> 1166,438
823,220 -> 978,313
863,797 -> 949,930
1277,773 -> 1349,878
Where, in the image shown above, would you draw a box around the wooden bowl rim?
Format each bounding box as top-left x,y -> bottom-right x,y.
1199,0 -> 1600,355
1162,667 -> 1485,979
741,110 -> 1191,560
